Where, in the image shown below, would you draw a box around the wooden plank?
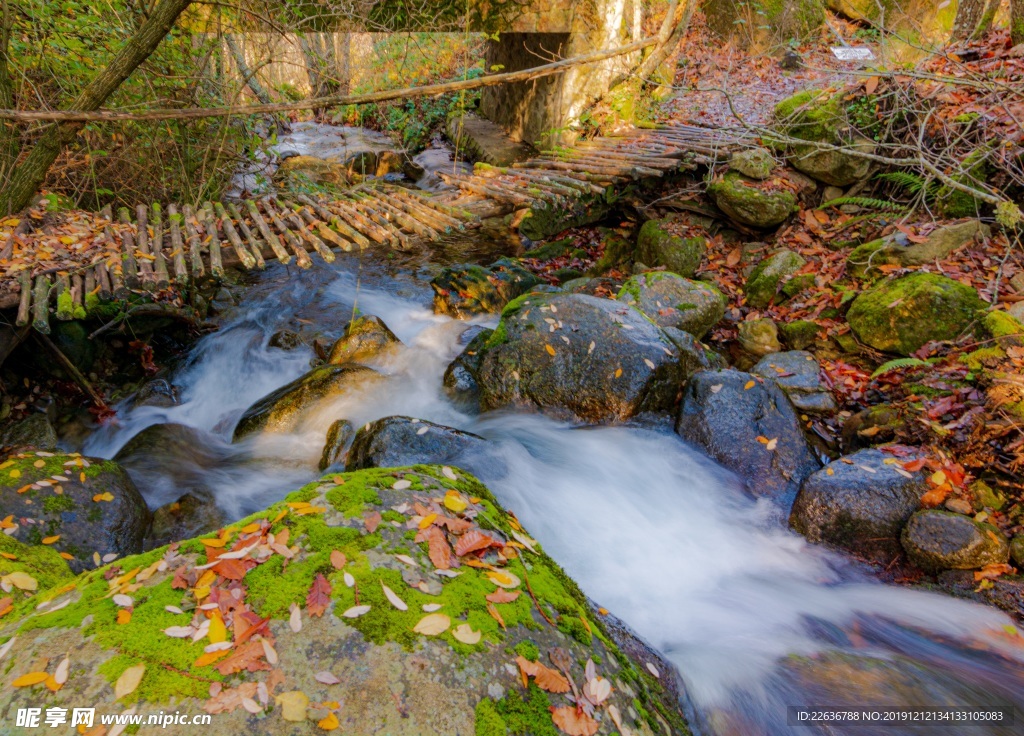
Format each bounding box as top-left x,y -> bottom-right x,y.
226,203 -> 267,268
166,204 -> 190,284
32,276 -> 51,334
150,202 -> 170,288
181,205 -> 206,278
214,202 -> 256,269
202,203 -> 225,278
116,208 -> 141,289
245,199 -> 291,264
55,272 -> 73,320
259,199 -> 311,268
15,271 -> 30,327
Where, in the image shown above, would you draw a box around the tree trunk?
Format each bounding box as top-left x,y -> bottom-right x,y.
1013,0 -> 1024,45
976,0 -> 1002,36
334,33 -> 351,97
952,0 -> 987,40
0,0 -> 194,216
0,0 -> 18,185
226,34 -> 272,104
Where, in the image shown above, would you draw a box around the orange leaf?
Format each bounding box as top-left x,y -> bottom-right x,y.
421,525 -> 453,570
550,706 -> 599,736
364,511 -> 381,533
12,672 -> 50,687
193,649 -> 230,668
486,602 -> 506,630
330,550 -> 347,570
116,609 -> 132,625
306,573 -> 332,617
454,529 -> 502,557
213,558 -> 248,581
864,75 -> 879,95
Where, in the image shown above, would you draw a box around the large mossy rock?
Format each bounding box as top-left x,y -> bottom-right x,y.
431,258 -> 540,318
0,466 -> 687,736
0,451 -> 150,573
675,370 -> 820,506
345,416 -> 492,473
773,90 -> 874,186
707,171 -> 797,229
790,448 -> 926,561
1,412 -> 58,451
474,293 -> 700,422
327,315 -> 401,365
847,221 -> 990,278
744,249 -> 807,308
635,218 -> 705,277
233,365 -> 384,441
846,273 -> 984,355
617,272 -> 726,339
902,510 -> 1010,572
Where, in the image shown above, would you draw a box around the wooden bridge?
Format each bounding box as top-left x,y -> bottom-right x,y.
0,123 -> 749,333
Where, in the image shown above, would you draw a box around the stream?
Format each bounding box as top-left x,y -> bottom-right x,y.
73,250 -> 1024,735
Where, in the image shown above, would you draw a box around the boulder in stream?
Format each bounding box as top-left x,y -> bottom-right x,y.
617,272 -> 726,339
0,466 -> 688,736
0,451 -> 150,572
327,315 -> 401,365
902,510 -> 1010,572
443,327 -> 492,409
346,416 -> 494,475
431,258 -> 540,318
1,412 -> 58,451
675,369 -> 820,506
233,364 -> 385,441
319,419 -> 356,471
473,292 -> 698,422
752,350 -> 836,414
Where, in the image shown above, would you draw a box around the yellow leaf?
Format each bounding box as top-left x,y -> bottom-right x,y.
276,691 -> 309,722
241,522 -> 261,534
0,552 -> 15,560
418,513 -> 437,529
318,712 -> 340,731
744,380 -> 756,390
58,552 -> 74,561
33,459 -> 45,468
8,469 -> 20,478
826,467 -> 835,476
294,505 -> 326,515
114,663 -> 145,699
0,514 -> 14,528
443,491 -> 467,513
116,609 -> 132,625
80,472 -> 86,483
41,535 -> 60,545
545,344 -> 556,356
487,571 -> 521,589
93,492 -> 114,502
202,537 -> 228,548
44,674 -> 62,692
59,236 -> 76,245
413,612 -> 451,636
614,368 -> 622,378
5,571 -> 37,591
208,612 -> 228,643
12,672 -> 50,687
193,649 -> 229,668
930,470 -> 947,486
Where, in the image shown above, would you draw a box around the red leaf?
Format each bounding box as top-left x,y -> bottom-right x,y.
454,529 -> 502,557
306,573 -> 331,617
421,525 -> 453,570
215,641 -> 271,675
213,558 -> 248,581
364,511 -> 381,533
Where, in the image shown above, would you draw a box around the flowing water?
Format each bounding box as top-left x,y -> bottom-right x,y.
77,248 -> 1024,734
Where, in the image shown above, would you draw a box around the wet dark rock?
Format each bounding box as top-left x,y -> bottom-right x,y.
327,315 -> 400,364
902,510 -> 1009,572
617,272 -> 726,339
0,453 -> 150,572
431,258 -> 539,317
475,293 -> 692,422
1,413 -> 58,451
1011,535 -> 1024,567
443,328 -> 493,408
934,569 -> 1024,621
676,369 -> 820,506
346,416 -> 493,474
319,419 -> 356,471
841,404 -> 902,449
752,350 -> 836,414
146,492 -> 225,550
131,378 -> 180,409
268,330 -> 303,350
233,364 -> 384,440
790,448 -> 926,560
779,50 -> 803,70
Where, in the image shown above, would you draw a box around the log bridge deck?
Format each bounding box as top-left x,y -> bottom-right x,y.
0,124 -> 749,333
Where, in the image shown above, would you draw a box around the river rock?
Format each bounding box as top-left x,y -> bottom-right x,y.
934,569 -> 1024,621
132,378 -> 181,408
1,413 -> 58,451
346,416 -> 492,473
789,448 -> 926,560
744,249 -> 807,308
752,351 -> 837,414
635,218 -> 705,277
1011,535 -> 1024,567
146,492 -> 225,550
730,147 -> 775,179
327,315 -> 400,364
737,318 -> 781,357
431,258 -> 540,317
475,293 -> 693,422
0,465 -> 688,736
848,220 -> 990,277
841,404 -> 902,449
561,276 -> 620,296
320,419 -> 356,471
902,510 -> 1010,572
268,330 -> 303,350
617,272 -> 726,339
0,452 -> 150,573
676,370 -> 820,506
846,273 -> 985,355
707,171 -> 797,229
233,364 -> 384,440
779,319 -> 819,350
774,90 -> 874,186
274,155 -> 350,187
443,328 -> 493,408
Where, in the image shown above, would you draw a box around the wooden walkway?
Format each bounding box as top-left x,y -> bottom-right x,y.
0,124 -> 749,333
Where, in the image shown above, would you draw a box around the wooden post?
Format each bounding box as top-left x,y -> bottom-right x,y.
15,270 -> 31,327
151,202 -> 170,288
116,207 -> 141,288
32,275 -> 51,334
202,202 -> 224,278
166,204 -> 190,284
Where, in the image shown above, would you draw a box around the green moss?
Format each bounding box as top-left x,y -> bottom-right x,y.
475,697 -> 508,736
983,310 -> 1024,347
0,453 -> 111,490
0,534 -> 74,602
960,346 -> 1005,371
513,640 -> 539,661
774,90 -> 843,142
42,495 -> 76,514
485,684 -> 560,736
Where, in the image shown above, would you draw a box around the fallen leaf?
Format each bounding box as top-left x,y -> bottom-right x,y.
487,570 -> 521,589
315,671 -> 341,685
452,623 -> 481,644
487,602 -> 505,629
744,380 -> 756,390
364,511 -> 382,533
289,603 -> 302,632
486,589 -> 521,604
550,705 -> 599,735
116,609 -> 132,625
443,490 -> 468,514
114,663 -> 145,699
276,690 -> 309,722
54,656 -> 70,685
12,671 -> 49,687
413,612 -> 451,636
455,529 -> 502,557
330,550 -> 347,569
341,605 -> 371,618
381,582 -> 408,611
545,344 -> 556,356
583,676 -> 611,704
306,574 -> 332,617
5,572 -> 37,591
93,492 -> 114,502
422,603 -> 442,612
422,525 -> 453,570
318,711 -> 340,730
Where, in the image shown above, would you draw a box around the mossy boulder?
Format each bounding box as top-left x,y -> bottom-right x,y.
635,218 -> 705,277
779,319 -> 819,350
0,466 -> 687,736
327,314 -> 401,364
1011,535 -> 1024,567
737,318 -> 781,357
846,273 -> 984,355
0,451 -> 150,573
790,448 -> 926,561
676,370 -> 821,507
730,147 -> 775,179
902,510 -> 1010,572
473,293 -> 696,423
518,193 -> 613,242
345,416 -> 493,475
744,249 -> 807,308
707,171 -> 797,229
0,533 -> 75,594
983,309 -> 1024,349
773,90 -> 874,186
848,221 -> 990,277
431,259 -> 540,318
233,365 -> 385,441
1,413 -> 58,451
617,272 -> 726,339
